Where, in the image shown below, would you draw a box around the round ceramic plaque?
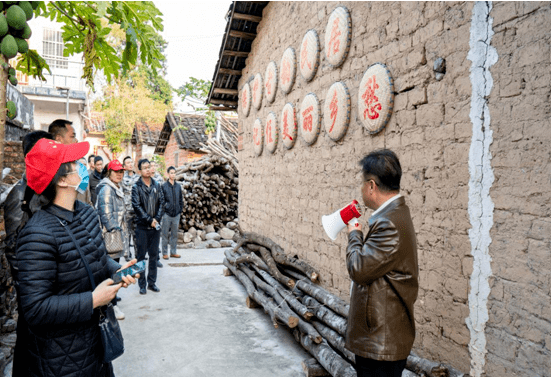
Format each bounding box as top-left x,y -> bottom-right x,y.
279,47 -> 297,94
300,30 -> 320,82
265,112 -> 278,154
280,103 -> 297,149
299,93 -> 321,145
253,118 -> 264,156
323,81 -> 351,141
252,73 -> 263,110
264,61 -> 278,103
357,63 -> 395,134
241,83 -> 251,117
324,6 -> 352,68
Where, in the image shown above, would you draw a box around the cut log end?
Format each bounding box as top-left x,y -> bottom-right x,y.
310,272 -> 319,283
302,358 -> 330,377
304,312 -> 314,321
288,316 -> 299,328
287,280 -> 296,288
223,268 -> 233,277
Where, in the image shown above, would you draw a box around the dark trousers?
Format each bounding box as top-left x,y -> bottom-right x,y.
354,355 -> 407,377
135,227 -> 161,289
111,257 -> 120,306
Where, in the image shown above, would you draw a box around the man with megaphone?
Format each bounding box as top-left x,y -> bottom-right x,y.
344,149 -> 418,377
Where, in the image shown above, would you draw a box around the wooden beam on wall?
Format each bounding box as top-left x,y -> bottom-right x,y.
233,12 -> 262,23
229,30 -> 256,39
219,68 -> 242,76
209,106 -> 237,112
222,50 -> 249,57
210,99 -> 238,106
213,88 -> 239,95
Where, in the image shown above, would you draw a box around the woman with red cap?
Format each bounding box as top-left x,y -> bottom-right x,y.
14,139 -> 138,377
96,159 -> 129,320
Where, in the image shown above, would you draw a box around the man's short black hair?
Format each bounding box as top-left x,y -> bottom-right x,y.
48,119 -> 73,139
167,166 -> 176,173
138,158 -> 150,170
94,156 -> 103,164
123,156 -> 132,165
359,149 -> 402,192
88,154 -> 96,163
23,131 -> 53,156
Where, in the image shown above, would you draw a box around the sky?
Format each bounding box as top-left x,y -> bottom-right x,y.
154,1 -> 232,112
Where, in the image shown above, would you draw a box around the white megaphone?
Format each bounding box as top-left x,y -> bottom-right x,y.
322,200 -> 362,241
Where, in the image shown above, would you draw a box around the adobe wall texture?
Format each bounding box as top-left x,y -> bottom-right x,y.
163,132 -> 207,168
486,2 -> 551,376
236,2 -> 550,375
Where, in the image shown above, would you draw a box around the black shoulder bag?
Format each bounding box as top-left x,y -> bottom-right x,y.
58,219 -> 125,363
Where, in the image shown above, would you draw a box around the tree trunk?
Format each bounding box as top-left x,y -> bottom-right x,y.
407,353 -> 467,377
256,245 -> 295,288
0,55 -> 7,174
302,358 -> 330,377
303,296 -> 348,337
296,279 -> 350,319
225,247 -> 269,271
311,321 -> 355,363
294,329 -> 357,377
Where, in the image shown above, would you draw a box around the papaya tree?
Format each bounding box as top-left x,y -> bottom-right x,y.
0,1 -> 165,172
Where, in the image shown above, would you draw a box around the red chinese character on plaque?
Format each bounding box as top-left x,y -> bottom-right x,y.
252,79 -> 258,100
327,18 -> 341,57
362,75 -> 382,120
301,39 -> 311,70
242,90 -> 248,109
241,83 -> 251,117
282,111 -> 292,141
265,69 -> 273,96
266,119 -> 273,144
280,47 -> 296,94
329,90 -> 338,133
253,127 -> 260,146
302,106 -> 313,132
281,59 -> 290,85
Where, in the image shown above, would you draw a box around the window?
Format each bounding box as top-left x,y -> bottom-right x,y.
43,28 -> 67,69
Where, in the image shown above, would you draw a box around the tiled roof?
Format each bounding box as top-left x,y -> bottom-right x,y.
132,122 -> 162,146
155,113 -> 208,154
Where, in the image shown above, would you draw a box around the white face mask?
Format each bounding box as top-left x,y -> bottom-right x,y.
66,162 -> 90,194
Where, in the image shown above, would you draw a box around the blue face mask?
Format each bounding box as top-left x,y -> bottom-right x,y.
74,162 -> 89,194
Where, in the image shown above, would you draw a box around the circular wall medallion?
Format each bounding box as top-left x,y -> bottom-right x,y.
265,112 -> 279,154
264,61 -> 278,103
299,93 -> 321,145
323,81 -> 351,142
357,63 -> 395,134
300,30 -> 320,82
253,118 -> 264,156
280,103 -> 297,149
252,73 -> 263,110
324,6 -> 352,68
241,83 -> 251,117
279,47 -> 297,94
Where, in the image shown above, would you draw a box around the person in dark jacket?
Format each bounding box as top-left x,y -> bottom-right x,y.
90,155 -> 104,205
132,158 -> 165,294
160,166 -> 183,260
345,149 -> 418,377
14,139 -> 139,377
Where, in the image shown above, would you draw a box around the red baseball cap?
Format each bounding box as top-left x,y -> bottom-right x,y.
25,139 -> 90,194
107,160 -> 124,171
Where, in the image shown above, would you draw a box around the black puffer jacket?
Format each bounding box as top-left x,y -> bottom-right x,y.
14,201 -> 121,377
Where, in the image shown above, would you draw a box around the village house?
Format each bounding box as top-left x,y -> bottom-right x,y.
207,2 -> 551,376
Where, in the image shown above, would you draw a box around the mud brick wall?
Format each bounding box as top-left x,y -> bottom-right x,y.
236,2 -> 551,375
485,2 -> 551,376
163,132 -> 207,168
3,142 -> 24,184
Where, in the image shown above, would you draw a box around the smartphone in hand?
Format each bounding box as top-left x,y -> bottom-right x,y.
112,260 -> 146,284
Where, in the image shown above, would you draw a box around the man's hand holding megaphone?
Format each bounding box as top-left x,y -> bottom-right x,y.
347,218 -> 361,232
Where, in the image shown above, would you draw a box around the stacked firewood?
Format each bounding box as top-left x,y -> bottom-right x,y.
175,155 -> 238,231
224,231 -> 469,377
199,116 -> 238,172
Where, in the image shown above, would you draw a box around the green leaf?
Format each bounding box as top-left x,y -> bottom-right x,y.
15,49 -> 51,81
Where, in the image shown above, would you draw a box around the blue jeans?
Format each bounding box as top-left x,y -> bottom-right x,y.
135,227 -> 161,289
161,214 -> 180,256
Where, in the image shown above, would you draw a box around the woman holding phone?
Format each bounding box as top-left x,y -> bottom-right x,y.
14,139 -> 138,377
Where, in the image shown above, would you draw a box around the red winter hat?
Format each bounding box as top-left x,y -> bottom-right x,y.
107,160 -> 124,171
25,139 -> 90,194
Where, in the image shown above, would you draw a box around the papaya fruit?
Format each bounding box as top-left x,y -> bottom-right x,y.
15,37 -> 28,54
6,101 -> 17,120
1,35 -> 18,59
18,2 -> 33,21
9,75 -> 18,86
6,5 -> 26,30
0,16 -> 8,38
20,23 -> 32,39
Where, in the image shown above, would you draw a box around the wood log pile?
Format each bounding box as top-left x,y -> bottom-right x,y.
199,116 -> 238,172
224,231 -> 469,377
175,155 -> 238,231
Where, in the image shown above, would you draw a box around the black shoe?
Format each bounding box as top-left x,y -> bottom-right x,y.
139,287 -> 147,295
147,284 -> 160,293
116,296 -> 122,302
157,260 -> 163,268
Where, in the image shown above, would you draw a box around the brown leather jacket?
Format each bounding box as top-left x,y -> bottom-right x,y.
345,196 -> 418,361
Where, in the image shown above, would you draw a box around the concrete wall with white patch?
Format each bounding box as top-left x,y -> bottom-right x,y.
236,2 -> 551,375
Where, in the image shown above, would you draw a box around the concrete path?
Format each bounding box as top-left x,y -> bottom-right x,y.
113,247 -> 310,377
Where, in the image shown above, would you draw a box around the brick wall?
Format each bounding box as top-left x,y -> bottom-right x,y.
485,2 -> 551,376
163,131 -> 208,168
236,2 -> 551,375
4,141 -> 25,184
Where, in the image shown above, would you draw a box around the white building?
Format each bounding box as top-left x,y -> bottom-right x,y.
15,17 -> 90,142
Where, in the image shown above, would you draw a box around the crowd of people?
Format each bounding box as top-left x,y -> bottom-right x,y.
3,120 -> 184,377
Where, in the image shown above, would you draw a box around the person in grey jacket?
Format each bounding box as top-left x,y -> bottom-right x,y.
96,160 -> 129,320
